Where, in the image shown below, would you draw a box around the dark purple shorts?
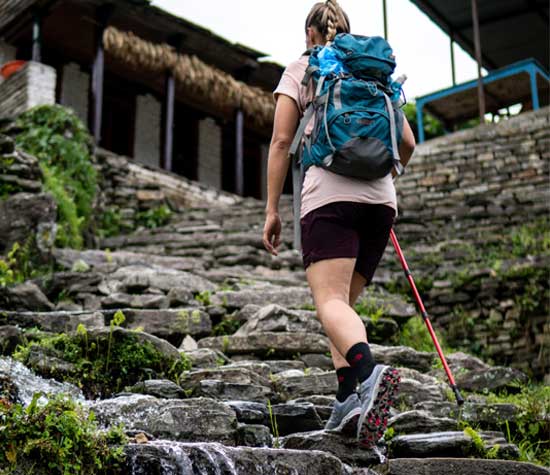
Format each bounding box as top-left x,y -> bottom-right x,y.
300,202 -> 395,284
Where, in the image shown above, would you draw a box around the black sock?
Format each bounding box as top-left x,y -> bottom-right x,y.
335,366 -> 358,402
345,342 -> 376,383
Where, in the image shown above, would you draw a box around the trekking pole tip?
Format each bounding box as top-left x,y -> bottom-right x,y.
452,385 -> 465,406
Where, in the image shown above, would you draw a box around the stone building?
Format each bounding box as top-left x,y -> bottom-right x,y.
0,0 -> 285,199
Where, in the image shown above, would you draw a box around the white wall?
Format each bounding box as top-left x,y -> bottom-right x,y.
0,62 -> 56,117
198,117 -> 222,189
134,93 -> 161,168
59,62 -> 89,124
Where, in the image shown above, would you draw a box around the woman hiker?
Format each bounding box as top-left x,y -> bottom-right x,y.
262,0 -> 416,446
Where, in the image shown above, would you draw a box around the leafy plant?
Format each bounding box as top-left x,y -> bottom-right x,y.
486,384 -> 550,466
14,105 -> 97,248
13,326 -> 191,398
267,400 -> 280,448
212,317 -> 242,336
398,316 -> 451,353
194,291 -> 212,306
135,205 -> 172,229
0,393 -> 126,474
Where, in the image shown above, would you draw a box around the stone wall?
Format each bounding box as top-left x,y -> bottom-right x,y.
198,117 -> 222,189
95,148 -> 241,230
0,61 -> 56,117
395,107 -> 549,243
386,107 -> 550,380
59,62 -> 89,124
134,94 -> 161,169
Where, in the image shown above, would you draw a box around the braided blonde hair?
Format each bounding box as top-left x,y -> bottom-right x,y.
305,0 -> 350,44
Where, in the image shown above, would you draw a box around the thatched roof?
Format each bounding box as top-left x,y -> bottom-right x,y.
103,26 -> 275,129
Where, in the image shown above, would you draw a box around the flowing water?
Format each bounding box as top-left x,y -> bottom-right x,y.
0,356 -> 84,406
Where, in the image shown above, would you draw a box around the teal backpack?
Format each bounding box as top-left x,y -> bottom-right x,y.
289,33 -> 407,248
289,33 -> 406,180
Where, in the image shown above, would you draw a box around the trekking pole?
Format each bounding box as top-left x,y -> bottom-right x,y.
389,228 -> 465,406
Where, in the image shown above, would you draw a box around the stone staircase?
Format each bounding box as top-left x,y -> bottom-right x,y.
2,190 -> 548,474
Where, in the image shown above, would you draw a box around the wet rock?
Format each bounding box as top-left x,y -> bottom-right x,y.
234,304 -> 322,335
0,325 -> 25,355
300,353 -> 334,370
124,440 -> 347,475
53,248 -> 205,273
111,308 -> 212,346
223,361 -> 272,380
167,287 -> 195,306
0,282 -> 54,311
236,423 -> 272,447
127,379 -> 186,399
378,458 -> 550,475
446,351 -> 490,373
388,410 -> 457,434
0,192 -> 56,254
226,400 -> 268,425
282,429 -> 384,467
272,402 -> 324,435
180,335 -> 198,351
389,431 -> 519,459
398,376 -> 447,408
87,327 -> 180,361
274,371 -> 337,401
0,357 -> 83,406
196,380 -> 274,403
91,395 -> 237,444
211,286 -> 313,310
185,348 -> 230,368
2,310 -> 104,333
101,293 -> 169,309
180,367 -> 271,390
264,359 -> 306,374
456,366 -> 529,393
108,264 -> 216,293
198,332 -> 329,357
370,344 -> 436,373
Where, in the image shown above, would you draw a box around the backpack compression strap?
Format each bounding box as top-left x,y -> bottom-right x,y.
382,92 -> 404,176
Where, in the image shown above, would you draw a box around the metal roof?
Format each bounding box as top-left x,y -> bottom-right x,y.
410,0 -> 549,71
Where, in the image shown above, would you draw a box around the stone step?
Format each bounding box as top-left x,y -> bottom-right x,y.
378,458 -> 550,475
389,431 -> 520,460
198,332 -> 330,358
125,440 -> 347,475
90,395 -> 238,445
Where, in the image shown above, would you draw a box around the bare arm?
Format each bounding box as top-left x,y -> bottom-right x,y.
263,94 -> 300,255
399,115 -> 416,168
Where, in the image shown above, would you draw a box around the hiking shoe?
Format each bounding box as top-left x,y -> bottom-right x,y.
324,393 -> 362,435
356,365 -> 400,446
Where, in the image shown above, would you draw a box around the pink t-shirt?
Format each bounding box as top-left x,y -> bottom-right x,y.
274,55 -> 397,219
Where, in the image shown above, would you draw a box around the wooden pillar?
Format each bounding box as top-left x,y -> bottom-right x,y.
471,0 -> 486,122
235,108 -> 244,196
450,32 -> 456,86
91,5 -> 113,146
31,8 -> 42,62
382,0 -> 388,40
163,71 -> 175,171
162,34 -> 184,172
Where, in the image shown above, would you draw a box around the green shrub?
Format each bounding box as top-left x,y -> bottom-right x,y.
398,316 -> 451,353
486,384 -> 550,466
0,393 -> 126,475
14,105 -> 97,248
135,204 -> 172,229
13,314 -> 191,398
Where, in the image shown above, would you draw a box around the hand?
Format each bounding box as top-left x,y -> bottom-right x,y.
263,212 -> 282,256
